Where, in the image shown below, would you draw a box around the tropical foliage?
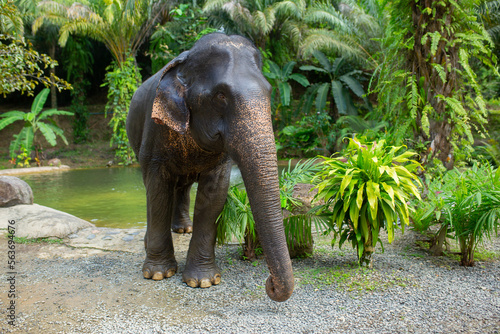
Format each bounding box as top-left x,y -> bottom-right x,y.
216,159 -> 326,259
0,1 -> 70,97
35,0 -> 168,66
0,88 -> 73,165
203,0 -> 306,63
372,0 -> 498,168
300,50 -> 369,121
314,137 -> 422,267
102,56 -> 140,165
412,164 -> 500,266
33,0 -> 167,160
149,3 -> 217,72
62,35 -> 93,143
300,0 -> 385,64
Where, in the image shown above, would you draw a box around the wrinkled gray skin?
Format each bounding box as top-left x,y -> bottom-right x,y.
126,33 -> 293,302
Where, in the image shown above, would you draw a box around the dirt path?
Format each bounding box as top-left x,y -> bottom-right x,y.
0,228 -> 499,333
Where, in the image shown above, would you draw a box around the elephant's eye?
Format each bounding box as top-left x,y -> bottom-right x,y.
215,92 -> 226,101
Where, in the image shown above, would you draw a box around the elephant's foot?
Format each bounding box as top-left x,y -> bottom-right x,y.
171,218 -> 193,234
142,258 -> 178,281
182,265 -> 221,288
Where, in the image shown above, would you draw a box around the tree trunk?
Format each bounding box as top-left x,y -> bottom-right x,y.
429,225 -> 447,256
410,0 -> 457,169
359,226 -> 375,268
243,229 -> 260,261
460,236 -> 475,267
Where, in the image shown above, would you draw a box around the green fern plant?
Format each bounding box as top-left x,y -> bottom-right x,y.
0,88 -> 73,165
216,159 -> 327,259
372,0 -> 498,167
313,137 -> 422,267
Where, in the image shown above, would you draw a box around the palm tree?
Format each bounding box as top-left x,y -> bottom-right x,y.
33,0 -> 168,67
203,0 -> 307,61
301,0 -> 386,66
17,0 -> 62,108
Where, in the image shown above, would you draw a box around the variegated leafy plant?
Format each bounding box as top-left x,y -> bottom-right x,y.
314,137 -> 422,267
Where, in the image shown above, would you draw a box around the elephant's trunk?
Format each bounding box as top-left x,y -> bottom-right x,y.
227,97 -> 294,302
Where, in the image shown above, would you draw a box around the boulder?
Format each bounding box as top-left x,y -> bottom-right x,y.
0,204 -> 94,238
0,176 -> 34,207
47,158 -> 62,166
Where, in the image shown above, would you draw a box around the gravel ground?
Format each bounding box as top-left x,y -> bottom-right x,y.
0,229 -> 499,334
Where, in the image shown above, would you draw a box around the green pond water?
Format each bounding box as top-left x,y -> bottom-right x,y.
20,167 -> 244,229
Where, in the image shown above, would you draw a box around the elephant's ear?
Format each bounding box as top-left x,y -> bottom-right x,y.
152,51 -> 190,134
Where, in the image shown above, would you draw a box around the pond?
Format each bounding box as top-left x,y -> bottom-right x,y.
19,166 -> 244,229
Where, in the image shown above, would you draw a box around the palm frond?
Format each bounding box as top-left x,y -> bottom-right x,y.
312,50 -> 332,73
301,29 -> 364,62
273,0 -> 305,20
305,3 -> 353,34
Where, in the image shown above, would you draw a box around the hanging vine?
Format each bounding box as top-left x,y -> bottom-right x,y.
373,0 -> 497,169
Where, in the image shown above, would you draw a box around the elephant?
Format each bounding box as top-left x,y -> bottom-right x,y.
126,33 -> 294,302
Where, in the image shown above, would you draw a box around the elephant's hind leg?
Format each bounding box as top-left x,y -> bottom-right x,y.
172,179 -> 193,234
142,171 -> 178,280
183,159 -> 231,288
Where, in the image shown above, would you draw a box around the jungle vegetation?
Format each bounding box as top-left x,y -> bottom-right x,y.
1,0 -> 500,266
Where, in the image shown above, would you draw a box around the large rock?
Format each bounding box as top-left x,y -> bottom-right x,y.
0,204 -> 94,238
0,176 -> 34,207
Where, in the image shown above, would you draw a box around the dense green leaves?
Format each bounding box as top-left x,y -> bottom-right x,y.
264,60 -> 309,107
0,33 -> 70,96
411,164 -> 500,266
216,159 -> 327,257
0,88 -> 73,163
101,57 -> 140,165
314,137 -> 421,267
372,0 -> 498,168
36,0 -> 168,66
300,51 -> 369,118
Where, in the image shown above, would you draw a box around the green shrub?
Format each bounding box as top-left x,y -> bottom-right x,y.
313,137 -> 422,267
413,164 -> 500,266
216,160 -> 326,259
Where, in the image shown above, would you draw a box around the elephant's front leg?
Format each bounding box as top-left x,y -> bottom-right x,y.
183,159 -> 231,288
142,172 -> 178,280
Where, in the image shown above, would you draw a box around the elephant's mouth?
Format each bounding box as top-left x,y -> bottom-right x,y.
183,127 -> 223,154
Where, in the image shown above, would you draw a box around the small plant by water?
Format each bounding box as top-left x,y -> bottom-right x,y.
0,88 -> 73,166
313,137 -> 422,268
13,236 -> 64,244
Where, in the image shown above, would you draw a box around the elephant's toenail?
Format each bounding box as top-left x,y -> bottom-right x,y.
200,279 -> 212,288
152,272 -> 164,280
143,270 -> 152,279
185,279 -> 197,288
165,269 -> 176,278
213,275 -> 221,285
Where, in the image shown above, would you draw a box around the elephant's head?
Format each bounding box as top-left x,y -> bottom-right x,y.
151,33 -> 293,302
